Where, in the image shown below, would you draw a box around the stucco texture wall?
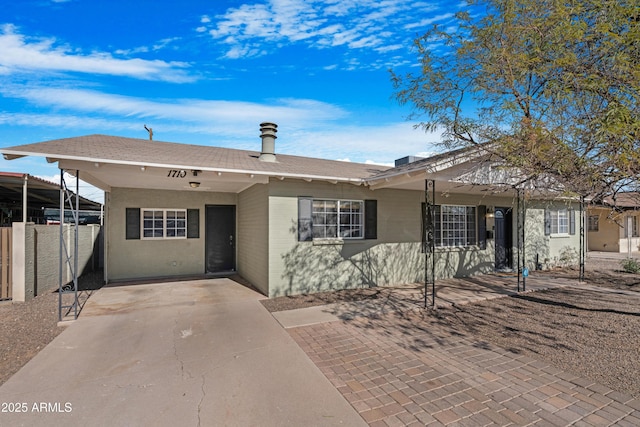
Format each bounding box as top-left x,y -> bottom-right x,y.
587,207 -> 620,252
267,181 -> 425,297
106,188 -> 236,281
524,200 -> 582,269
266,180 -> 523,297
237,184 -> 269,295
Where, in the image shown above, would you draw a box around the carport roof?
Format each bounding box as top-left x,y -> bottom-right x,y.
0,172 -> 102,211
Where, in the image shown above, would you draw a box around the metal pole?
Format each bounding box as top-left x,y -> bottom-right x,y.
22,175 -> 28,222
431,180 -> 436,308
74,170 -> 79,319
521,193 -> 526,292
517,189 -> 521,292
424,179 -> 436,308
579,196 -> 585,281
58,170 -> 64,321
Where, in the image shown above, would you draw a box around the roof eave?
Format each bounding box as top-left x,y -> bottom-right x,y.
3,149 -> 369,186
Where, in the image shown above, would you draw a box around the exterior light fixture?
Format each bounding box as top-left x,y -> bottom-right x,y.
189,182 -> 200,188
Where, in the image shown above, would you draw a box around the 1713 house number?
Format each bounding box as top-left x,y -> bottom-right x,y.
167,169 -> 187,178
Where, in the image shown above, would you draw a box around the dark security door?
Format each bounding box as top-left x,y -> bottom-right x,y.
494,207 -> 513,270
205,205 -> 236,273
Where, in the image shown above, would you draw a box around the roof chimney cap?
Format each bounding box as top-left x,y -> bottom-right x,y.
259,122 -> 278,162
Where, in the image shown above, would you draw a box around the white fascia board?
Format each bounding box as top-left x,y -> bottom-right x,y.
5,149 -> 367,186
365,152 -> 482,188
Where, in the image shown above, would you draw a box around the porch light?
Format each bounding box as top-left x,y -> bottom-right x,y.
189,182 -> 200,188
486,206 -> 495,218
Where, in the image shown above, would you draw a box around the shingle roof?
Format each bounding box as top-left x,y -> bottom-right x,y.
366,144 -> 487,182
598,192 -> 640,209
2,134 -> 389,181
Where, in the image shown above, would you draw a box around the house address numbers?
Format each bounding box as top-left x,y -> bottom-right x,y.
167,169 -> 188,178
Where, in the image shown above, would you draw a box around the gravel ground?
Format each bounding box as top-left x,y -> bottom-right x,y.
2,257 -> 639,402
0,271 -> 104,386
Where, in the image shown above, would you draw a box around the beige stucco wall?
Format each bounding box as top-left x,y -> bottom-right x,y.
106,188 -> 237,281
586,207 -> 640,253
587,207 -> 621,252
237,183 -> 269,295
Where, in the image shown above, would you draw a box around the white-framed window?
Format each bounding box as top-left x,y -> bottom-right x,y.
312,199 -> 363,239
550,209 -> 569,235
588,215 -> 599,232
434,205 -> 477,247
142,209 -> 187,239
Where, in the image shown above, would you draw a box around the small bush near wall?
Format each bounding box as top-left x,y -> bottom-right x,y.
621,258 -> 640,274
556,246 -> 578,268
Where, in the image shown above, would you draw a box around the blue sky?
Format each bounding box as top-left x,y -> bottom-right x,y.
0,0 -> 465,202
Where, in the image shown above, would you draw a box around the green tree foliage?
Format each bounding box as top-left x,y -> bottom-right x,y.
392,0 -> 639,199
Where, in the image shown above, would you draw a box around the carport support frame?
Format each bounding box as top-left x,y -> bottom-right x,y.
516,188 -> 526,292
579,195 -> 585,281
424,179 -> 436,308
58,169 -> 80,322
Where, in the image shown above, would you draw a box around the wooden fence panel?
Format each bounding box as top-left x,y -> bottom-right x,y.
0,227 -> 11,300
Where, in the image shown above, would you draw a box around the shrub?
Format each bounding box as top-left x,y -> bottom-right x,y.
621,258 -> 640,274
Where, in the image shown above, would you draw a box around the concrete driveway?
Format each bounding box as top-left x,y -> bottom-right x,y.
0,278 -> 365,426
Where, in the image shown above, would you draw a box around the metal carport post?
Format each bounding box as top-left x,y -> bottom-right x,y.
424,179 -> 435,308
58,169 -> 80,321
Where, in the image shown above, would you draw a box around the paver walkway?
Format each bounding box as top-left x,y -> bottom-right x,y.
279,274 -> 640,426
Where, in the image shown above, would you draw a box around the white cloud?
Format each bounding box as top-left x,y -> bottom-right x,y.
0,82 -> 442,165
0,85 -> 349,138
282,122 -> 442,164
202,0 -> 461,64
403,13 -> 455,30
0,24 -> 194,83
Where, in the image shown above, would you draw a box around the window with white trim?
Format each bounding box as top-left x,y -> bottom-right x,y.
587,215 -> 599,232
434,205 -> 477,247
312,199 -> 363,239
142,209 -> 187,239
550,209 -> 569,234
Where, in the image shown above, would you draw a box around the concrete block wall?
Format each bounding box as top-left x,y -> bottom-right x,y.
12,223 -> 101,301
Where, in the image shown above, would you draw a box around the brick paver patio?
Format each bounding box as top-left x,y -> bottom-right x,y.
284,275 -> 640,426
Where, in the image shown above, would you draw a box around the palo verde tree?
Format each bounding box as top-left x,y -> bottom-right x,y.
392,0 -> 640,201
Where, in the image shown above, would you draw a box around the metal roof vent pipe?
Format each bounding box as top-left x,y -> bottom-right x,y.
259,122 -> 278,162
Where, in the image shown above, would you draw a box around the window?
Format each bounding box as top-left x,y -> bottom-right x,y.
550,209 -> 569,234
434,205 -> 477,247
142,209 -> 187,239
312,199 -> 363,239
588,215 -> 599,232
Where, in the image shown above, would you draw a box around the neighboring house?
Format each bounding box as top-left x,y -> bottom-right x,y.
1,124 -> 581,297
587,193 -> 640,254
